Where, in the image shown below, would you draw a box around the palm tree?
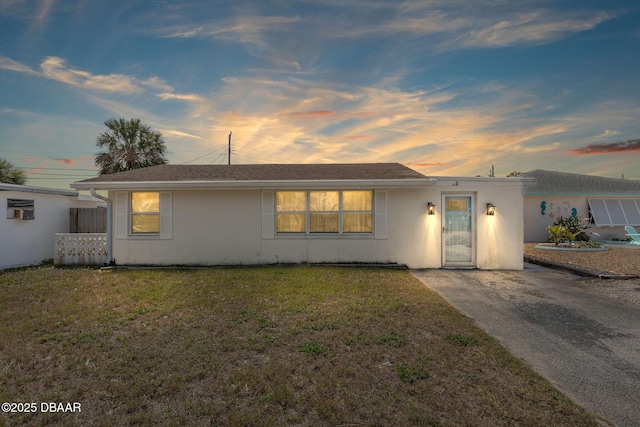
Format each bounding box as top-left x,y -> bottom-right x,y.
95,118 -> 168,174
0,158 -> 27,185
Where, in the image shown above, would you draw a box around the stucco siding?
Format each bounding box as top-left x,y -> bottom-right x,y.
111,189 -> 429,267
0,192 -> 100,269
524,196 -> 631,242
109,180 -> 526,270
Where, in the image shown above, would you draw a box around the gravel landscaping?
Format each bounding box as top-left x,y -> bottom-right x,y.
524,243 -> 640,307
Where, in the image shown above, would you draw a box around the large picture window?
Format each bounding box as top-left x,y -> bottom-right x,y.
276,190 -> 373,234
131,192 -> 160,234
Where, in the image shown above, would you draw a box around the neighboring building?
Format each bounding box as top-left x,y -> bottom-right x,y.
71,163 -> 528,270
521,170 -> 640,242
1,183 -> 103,270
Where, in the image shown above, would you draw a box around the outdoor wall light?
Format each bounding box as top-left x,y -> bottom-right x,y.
427,202 -> 436,215
486,203 -> 496,216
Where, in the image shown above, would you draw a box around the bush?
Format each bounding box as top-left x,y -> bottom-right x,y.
553,216 -> 591,241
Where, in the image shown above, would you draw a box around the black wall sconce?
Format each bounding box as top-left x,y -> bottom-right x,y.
427,202 -> 436,215
486,203 -> 496,216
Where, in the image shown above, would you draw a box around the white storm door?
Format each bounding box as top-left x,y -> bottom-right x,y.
442,195 -> 475,267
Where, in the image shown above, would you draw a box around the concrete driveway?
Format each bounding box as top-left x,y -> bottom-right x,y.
412,264 -> 640,427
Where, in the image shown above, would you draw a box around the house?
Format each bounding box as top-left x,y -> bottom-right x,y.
71,163 -> 528,269
521,170 -> 640,242
1,183 -> 104,270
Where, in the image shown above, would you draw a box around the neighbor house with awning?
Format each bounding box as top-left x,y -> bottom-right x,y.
71,163 -> 528,269
521,169 -> 640,242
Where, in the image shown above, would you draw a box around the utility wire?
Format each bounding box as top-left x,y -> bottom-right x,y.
181,146 -> 228,164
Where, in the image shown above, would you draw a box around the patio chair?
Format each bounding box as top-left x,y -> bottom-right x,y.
624,226 -> 640,245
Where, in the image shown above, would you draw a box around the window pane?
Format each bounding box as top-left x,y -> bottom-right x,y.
343,213 -> 372,233
132,214 -> 160,233
277,213 -> 306,232
277,192 -> 306,212
310,191 -> 339,212
343,191 -> 372,211
132,192 -> 159,213
310,213 -> 339,232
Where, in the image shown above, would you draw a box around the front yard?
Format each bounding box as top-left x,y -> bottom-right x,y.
0,266 -> 605,426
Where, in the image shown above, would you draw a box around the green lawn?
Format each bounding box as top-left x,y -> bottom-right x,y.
0,266 -> 607,426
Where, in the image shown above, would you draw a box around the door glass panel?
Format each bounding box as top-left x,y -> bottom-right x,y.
444,196 -> 472,263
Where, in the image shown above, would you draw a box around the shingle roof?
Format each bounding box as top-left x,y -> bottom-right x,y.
72,163 -> 430,188
521,169 -> 640,195
76,163 -> 427,182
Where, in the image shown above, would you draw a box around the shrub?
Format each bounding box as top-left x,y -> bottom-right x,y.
553,216 -> 591,241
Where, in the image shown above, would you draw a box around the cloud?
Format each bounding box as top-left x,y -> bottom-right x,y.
29,0 -> 55,33
341,135 -> 372,141
286,110 -> 336,119
158,129 -> 203,140
599,129 -> 620,137
40,56 -> 143,93
49,157 -> 75,165
568,139 -> 640,155
0,56 -> 38,74
1,55 -> 177,96
461,10 -> 614,47
406,162 -> 454,168
160,15 -> 302,70
164,15 -> 299,40
157,92 -> 205,102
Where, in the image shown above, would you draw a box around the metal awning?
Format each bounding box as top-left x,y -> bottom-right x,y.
588,198 -> 640,226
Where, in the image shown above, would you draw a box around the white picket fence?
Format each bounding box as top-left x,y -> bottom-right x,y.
54,233 -> 108,266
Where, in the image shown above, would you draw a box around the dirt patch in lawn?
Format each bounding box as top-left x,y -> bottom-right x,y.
0,266 -> 609,426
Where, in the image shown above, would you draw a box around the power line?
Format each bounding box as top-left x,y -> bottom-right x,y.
180,146 -> 227,164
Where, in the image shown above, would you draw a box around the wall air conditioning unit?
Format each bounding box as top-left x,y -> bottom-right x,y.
13,208 -> 35,220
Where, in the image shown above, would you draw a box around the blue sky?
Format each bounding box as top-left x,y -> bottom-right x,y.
1,0 -> 639,189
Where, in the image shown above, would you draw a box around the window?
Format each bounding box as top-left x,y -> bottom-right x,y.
276,191 -> 307,233
276,190 -> 373,234
588,198 -> 640,226
6,199 -> 34,220
310,191 -> 339,232
131,192 -> 160,234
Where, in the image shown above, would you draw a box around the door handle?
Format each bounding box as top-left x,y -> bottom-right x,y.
442,226 -> 446,233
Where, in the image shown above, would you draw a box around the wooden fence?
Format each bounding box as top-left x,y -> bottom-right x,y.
70,207 -> 107,233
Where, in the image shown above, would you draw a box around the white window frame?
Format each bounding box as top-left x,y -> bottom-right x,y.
115,191 -> 172,239
274,190 -> 374,235
130,192 -> 161,235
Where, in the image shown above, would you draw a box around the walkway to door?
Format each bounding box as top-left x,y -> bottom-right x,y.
412,265 -> 640,427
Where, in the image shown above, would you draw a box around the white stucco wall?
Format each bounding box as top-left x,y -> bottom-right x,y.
108,177 -> 526,269
0,191 -> 101,270
431,178 -> 525,270
524,196 -> 629,242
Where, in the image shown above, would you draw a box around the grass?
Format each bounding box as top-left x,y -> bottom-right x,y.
0,265 -> 608,426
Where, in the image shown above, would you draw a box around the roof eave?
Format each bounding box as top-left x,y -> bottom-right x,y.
71,178 -> 437,191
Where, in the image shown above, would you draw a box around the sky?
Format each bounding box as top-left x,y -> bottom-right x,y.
1,0 -> 640,190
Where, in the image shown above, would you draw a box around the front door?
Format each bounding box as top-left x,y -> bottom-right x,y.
442,195 -> 475,267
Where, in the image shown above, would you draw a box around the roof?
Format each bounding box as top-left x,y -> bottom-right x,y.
0,182 -> 78,197
521,170 -> 640,196
71,163 -> 435,190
